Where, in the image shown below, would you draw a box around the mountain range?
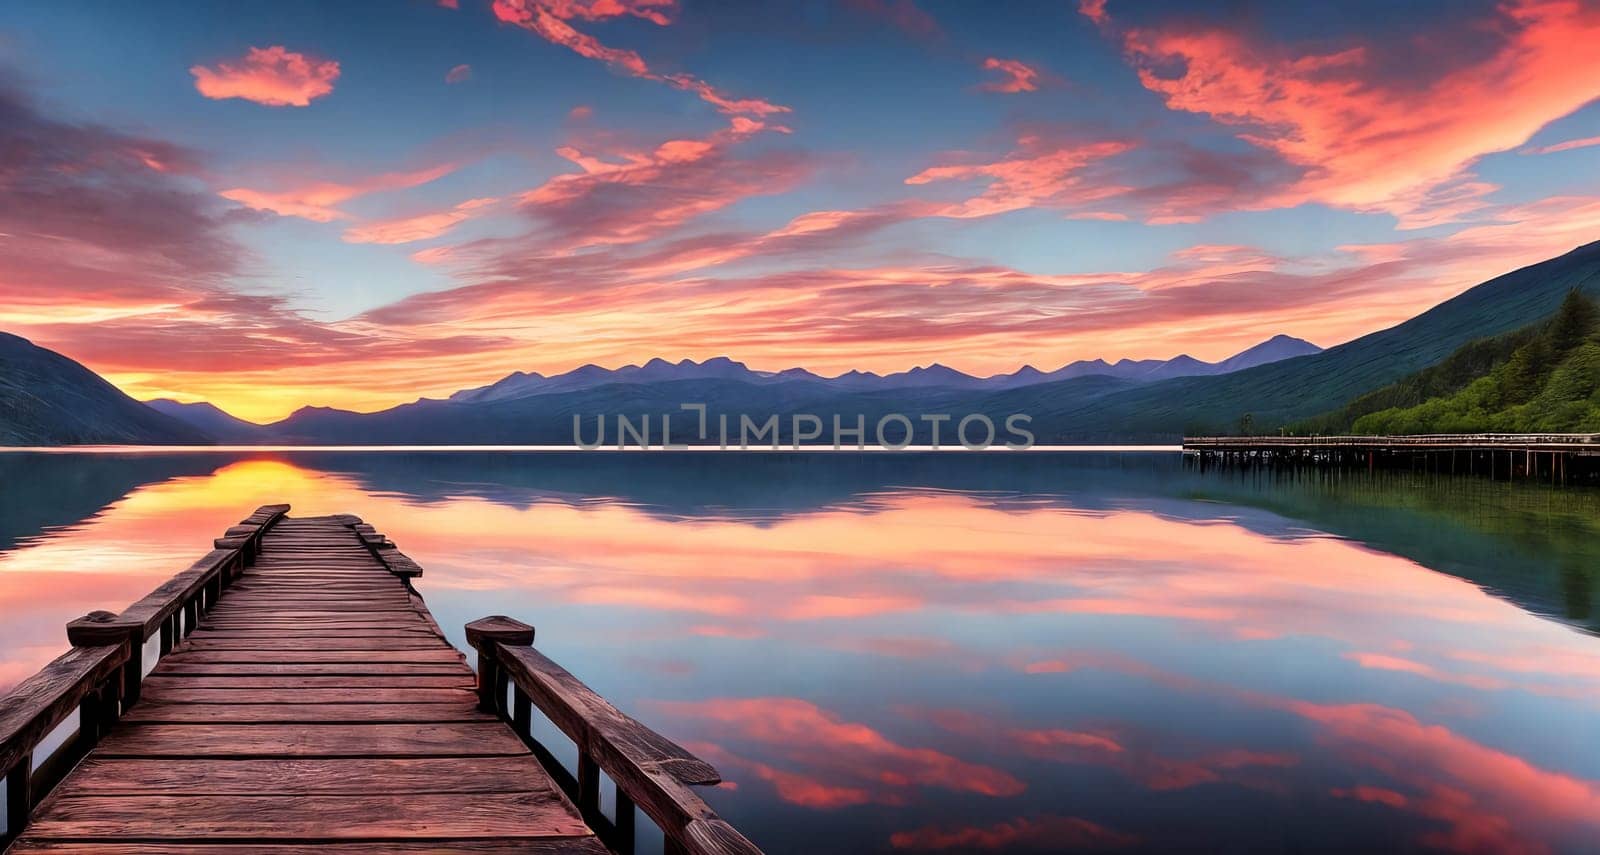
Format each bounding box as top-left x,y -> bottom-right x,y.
6,240 -> 1600,446
446,334 -> 1320,403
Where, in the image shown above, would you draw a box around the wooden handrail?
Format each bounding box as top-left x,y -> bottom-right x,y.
0,644 -> 128,848
0,504 -> 287,847
467,615 -> 761,855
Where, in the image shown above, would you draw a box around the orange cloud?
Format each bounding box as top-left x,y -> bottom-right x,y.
220,162 -> 457,222
190,46 -> 340,107
343,197 -> 499,244
979,57 -> 1040,93
445,63 -> 472,84
1110,0 -> 1600,226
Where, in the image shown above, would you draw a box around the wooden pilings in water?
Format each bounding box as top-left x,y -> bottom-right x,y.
1183,434 -> 1600,486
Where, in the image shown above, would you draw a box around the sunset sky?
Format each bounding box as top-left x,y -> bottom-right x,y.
4,0 -> 1600,421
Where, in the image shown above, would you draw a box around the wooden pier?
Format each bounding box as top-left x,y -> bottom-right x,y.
0,506 -> 758,854
1185,433 -> 1600,484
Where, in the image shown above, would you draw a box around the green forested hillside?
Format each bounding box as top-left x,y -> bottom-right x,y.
1344,291 -> 1600,434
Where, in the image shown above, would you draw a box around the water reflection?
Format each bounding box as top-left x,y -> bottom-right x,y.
0,450 -> 1597,853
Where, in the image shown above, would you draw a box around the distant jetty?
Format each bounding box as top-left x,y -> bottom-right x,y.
1184,434 -> 1600,486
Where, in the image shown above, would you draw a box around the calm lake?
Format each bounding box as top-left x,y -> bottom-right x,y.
2,450 -> 1598,853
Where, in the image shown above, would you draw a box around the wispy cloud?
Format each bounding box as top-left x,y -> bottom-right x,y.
1524,134 -> 1600,155
489,0 -> 789,117
343,197 -> 499,244
219,163 -> 458,222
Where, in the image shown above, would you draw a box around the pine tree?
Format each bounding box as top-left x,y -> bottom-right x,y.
1548,289 -> 1599,354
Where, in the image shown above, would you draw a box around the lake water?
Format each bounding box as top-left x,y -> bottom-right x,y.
2,450 -> 1598,853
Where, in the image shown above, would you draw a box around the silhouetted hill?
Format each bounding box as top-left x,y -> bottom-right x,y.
145,399 -> 268,443
0,333 -> 207,445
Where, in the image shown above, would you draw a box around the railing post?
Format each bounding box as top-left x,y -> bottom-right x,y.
464,616 -> 535,715
67,612 -> 146,710
577,751 -> 601,826
614,788 -> 636,851
4,752 -> 32,846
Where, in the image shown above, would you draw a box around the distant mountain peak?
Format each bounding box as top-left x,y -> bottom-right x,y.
436,333 -> 1325,406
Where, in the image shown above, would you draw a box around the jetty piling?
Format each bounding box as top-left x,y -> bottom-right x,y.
1184,434 -> 1600,485
0,505 -> 759,854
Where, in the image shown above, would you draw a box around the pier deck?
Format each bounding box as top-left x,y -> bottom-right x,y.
1,507 -> 756,854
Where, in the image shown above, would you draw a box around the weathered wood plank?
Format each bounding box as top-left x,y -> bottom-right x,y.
157,649 -> 466,665
176,637 -> 446,651
121,703 -> 491,724
56,755 -> 556,794
8,841 -> 609,854
96,722 -> 532,758
138,687 -> 477,704
22,791 -> 591,839
187,629 -> 439,640
141,675 -> 473,690
154,662 -> 469,676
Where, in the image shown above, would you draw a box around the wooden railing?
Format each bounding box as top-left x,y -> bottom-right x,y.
0,503 -> 287,848
467,616 -> 761,855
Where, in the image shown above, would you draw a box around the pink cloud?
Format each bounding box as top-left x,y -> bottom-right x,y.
979,57 -> 1041,93
445,63 -> 472,84
847,0 -> 943,42
190,46 -> 340,107
1524,134 -> 1600,155
507,122 -> 811,249
1343,651 -> 1509,691
489,0 -> 789,117
1108,0 -> 1600,227
1288,700 -> 1600,854
439,0 -> 459,7
219,162 -> 457,222
919,705 -> 1295,794
906,135 -> 1136,218
343,197 -> 499,244
1079,0 -> 1109,26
